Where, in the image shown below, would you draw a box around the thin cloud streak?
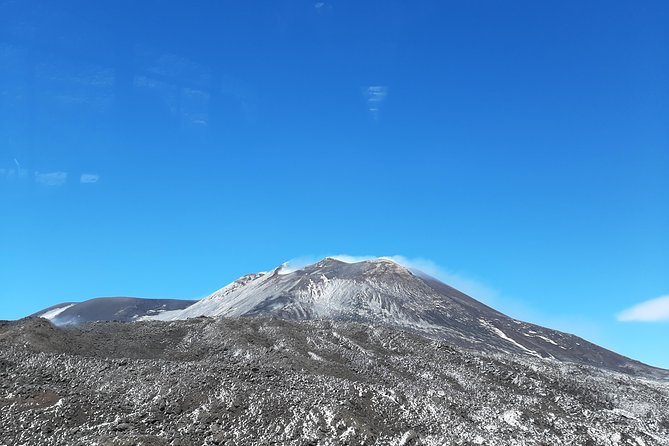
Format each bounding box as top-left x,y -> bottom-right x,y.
314,2 -> 333,12
80,173 -> 100,184
1,158 -> 28,180
35,171 -> 68,186
363,86 -> 388,119
618,295 -> 669,322
2,165 -> 99,186
0,167 -> 28,180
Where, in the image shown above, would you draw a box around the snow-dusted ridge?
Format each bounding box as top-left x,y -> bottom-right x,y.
33,297 -> 197,326
26,258 -> 667,378
150,257 -> 419,322
145,257 -> 668,378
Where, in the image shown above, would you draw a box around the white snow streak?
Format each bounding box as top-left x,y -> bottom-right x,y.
39,304 -> 76,320
480,319 -> 542,358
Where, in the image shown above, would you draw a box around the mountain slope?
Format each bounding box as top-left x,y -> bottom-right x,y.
1,317 -> 668,445
151,258 -> 668,379
32,297 -> 197,326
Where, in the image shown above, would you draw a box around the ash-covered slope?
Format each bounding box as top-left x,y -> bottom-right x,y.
1,317 -> 668,446
32,297 -> 197,326
151,258 -> 668,379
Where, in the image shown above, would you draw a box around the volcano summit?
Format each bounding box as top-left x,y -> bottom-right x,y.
4,257 -> 668,445
146,257 -> 666,379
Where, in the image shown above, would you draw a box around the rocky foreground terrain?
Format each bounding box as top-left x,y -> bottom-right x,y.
1,316 -> 668,446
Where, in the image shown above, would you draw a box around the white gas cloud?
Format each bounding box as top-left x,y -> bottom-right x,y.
35,171 -> 68,186
80,173 -> 100,184
618,295 -> 669,322
277,256 -> 319,275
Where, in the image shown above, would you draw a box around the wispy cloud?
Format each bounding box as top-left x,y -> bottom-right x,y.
80,173 -> 99,184
363,86 -> 388,120
618,295 -> 669,322
35,171 -> 68,186
314,2 -> 332,12
0,158 -> 28,180
1,162 -> 102,188
0,167 -> 28,180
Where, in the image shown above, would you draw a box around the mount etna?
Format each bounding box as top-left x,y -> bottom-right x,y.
2,258 -> 668,445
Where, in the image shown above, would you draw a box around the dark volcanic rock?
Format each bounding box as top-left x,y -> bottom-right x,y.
1,317 -> 668,445
31,297 -> 197,326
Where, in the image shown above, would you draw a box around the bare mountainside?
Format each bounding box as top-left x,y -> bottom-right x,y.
1,317 -> 668,446
147,258 -> 667,379
32,297 -> 197,325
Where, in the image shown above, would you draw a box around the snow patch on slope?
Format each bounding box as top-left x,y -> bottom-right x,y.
523,331 -> 560,346
536,335 -> 559,346
479,319 -> 543,358
39,304 -> 76,321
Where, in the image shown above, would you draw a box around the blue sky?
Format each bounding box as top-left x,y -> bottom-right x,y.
1,1 -> 667,368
